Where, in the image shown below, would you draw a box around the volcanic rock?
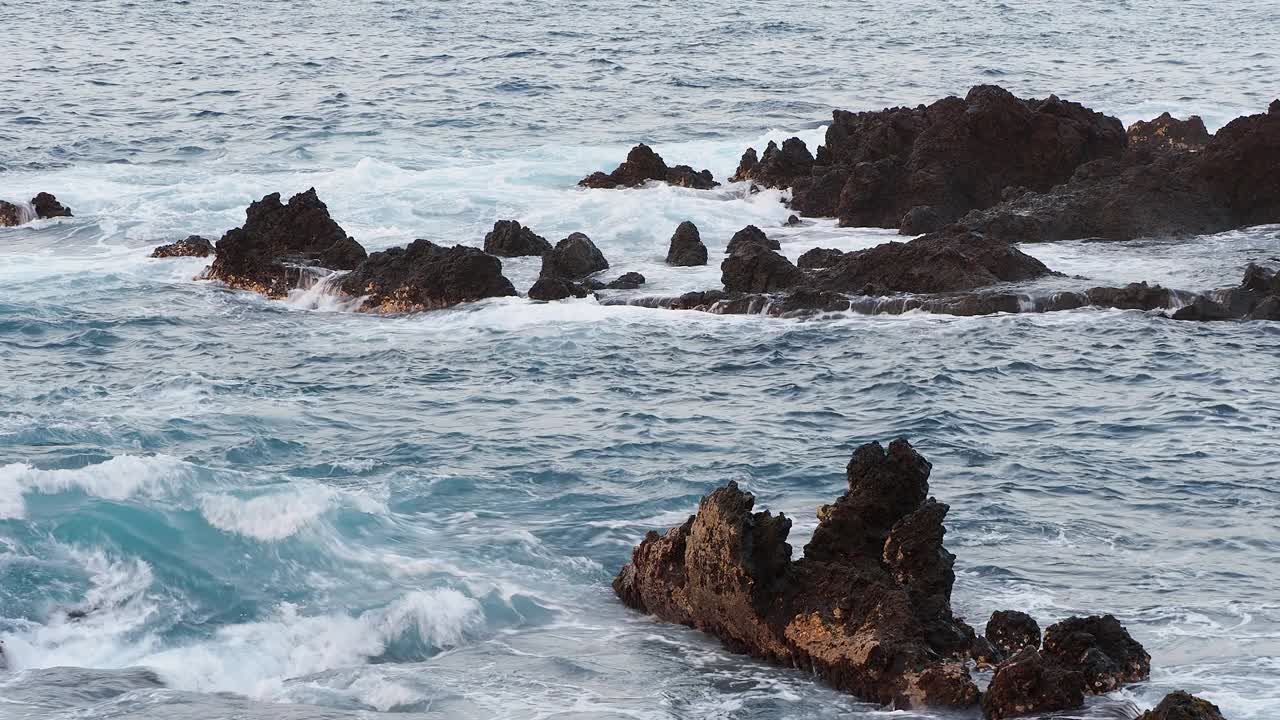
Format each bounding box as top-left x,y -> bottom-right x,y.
483,220 -> 552,257
666,221 -> 708,266
1136,691 -> 1228,720
796,247 -> 845,269
578,144 -> 718,190
32,192 -> 73,219
613,439 -> 983,709
0,201 -> 20,227
150,235 -> 214,258
720,243 -> 803,293
540,232 -> 609,280
982,647 -> 1085,719
986,611 -> 1041,657
1127,113 -> 1212,151
724,225 -> 779,255
528,277 -> 590,301
730,138 -> 815,188
1041,614 -> 1151,693
339,239 -> 516,312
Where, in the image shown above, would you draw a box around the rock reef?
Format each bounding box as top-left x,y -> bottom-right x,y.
579,144 -> 718,190
150,235 -> 214,258
1,192 -> 72,226
483,220 -> 552,257
666,221 -> 708,266
339,239 -> 516,312
613,439 -> 1154,716
1137,691 -> 1227,720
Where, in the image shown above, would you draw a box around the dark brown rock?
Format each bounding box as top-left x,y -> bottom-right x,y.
785,214 -> 801,226
578,144 -> 718,190
150,235 -> 214,258
986,611 -> 1041,657
982,648 -> 1085,719
613,439 -> 982,710
796,247 -> 845,269
540,232 -> 609,280
202,188 -> 368,297
0,201 -> 20,227
31,192 -> 73,219
483,220 -> 552,257
724,225 -> 780,255
666,221 -> 708,266
720,243 -> 803,293
339,239 -> 516,312
729,138 -> 814,188
1128,112 -> 1212,151
1041,614 -> 1151,694
1136,691 -> 1228,720
528,277 -> 590,301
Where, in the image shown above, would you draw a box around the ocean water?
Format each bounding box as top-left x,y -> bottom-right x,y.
3,1 -> 1280,719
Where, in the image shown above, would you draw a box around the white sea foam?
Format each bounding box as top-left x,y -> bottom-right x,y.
198,484 -> 387,541
0,455 -> 190,520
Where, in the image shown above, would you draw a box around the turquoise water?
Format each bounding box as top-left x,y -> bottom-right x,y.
2,2 -> 1280,718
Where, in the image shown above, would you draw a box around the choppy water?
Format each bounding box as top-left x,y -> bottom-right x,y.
3,2 -> 1279,719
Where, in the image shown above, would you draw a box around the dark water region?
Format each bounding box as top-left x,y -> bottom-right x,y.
2,1 -> 1279,719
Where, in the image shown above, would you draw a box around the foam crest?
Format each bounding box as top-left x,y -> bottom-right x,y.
0,455 -> 190,519
198,484 -> 386,541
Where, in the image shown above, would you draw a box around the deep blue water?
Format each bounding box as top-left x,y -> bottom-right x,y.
2,2 -> 1279,719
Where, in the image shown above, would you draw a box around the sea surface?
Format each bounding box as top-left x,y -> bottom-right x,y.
2,1 -> 1279,719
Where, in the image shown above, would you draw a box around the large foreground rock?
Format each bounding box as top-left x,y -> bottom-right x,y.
959,102 -> 1280,242
1137,691 -> 1228,720
982,648 -> 1084,719
483,220 -> 552,257
1041,614 -> 1151,693
579,144 -> 718,190
615,439 -> 984,709
340,239 -> 516,312
202,188 -> 368,297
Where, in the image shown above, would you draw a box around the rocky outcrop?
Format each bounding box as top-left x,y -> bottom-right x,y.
1041,614 -> 1151,693
782,86 -> 1124,228
32,192 -> 73,219
796,247 -> 845,269
483,220 -> 552,257
613,439 -> 982,709
339,239 -> 516,312
730,138 -> 815,187
540,232 -> 609,280
1137,691 -> 1227,720
150,235 -> 214,258
959,102 -> 1280,243
202,188 -> 368,297
594,272 -> 646,290
982,647 -> 1085,719
666,221 -> 707,266
1127,113 -> 1211,151
1171,263 -> 1280,321
578,144 -> 718,190
724,225 -> 779,255
986,611 -> 1041,658
0,201 -> 21,227
528,277 -> 590,301
721,243 -> 804,293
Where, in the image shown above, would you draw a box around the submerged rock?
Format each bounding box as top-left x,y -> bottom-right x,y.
1136,691 -> 1228,720
528,276 -> 590,301
614,439 -> 985,710
540,232 -> 609,280
339,239 -> 516,312
483,220 -> 552,257
32,192 -> 73,219
666,221 -> 707,266
150,235 -> 214,258
202,188 -> 368,297
986,610 -> 1041,658
578,144 -> 718,190
724,225 -> 779,255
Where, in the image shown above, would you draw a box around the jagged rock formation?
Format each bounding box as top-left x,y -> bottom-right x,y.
340,239 -> 516,312
202,188 -> 368,297
724,225 -> 779,255
150,235 -> 214,258
483,220 -> 552,257
986,611 -> 1041,657
666,221 -> 708,266
730,138 -> 815,186
31,192 -> 73,219
1,193 -> 72,226
614,439 -> 1153,714
1127,112 -> 1212,151
578,144 -> 718,190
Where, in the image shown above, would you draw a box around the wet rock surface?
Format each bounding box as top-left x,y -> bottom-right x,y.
32,192 -> 73,219
1,193 -> 71,226
986,610 -> 1041,658
1137,691 -> 1228,720
203,188 -> 368,297
613,438 -> 982,709
720,243 -> 804,293
578,144 -> 718,189
0,201 -> 20,227
528,276 -> 590,301
982,647 -> 1085,719
730,137 -> 815,187
665,221 -> 707,266
483,220 -> 552,257
339,239 -> 516,312
1041,614 -> 1151,693
151,235 -> 215,258
1127,112 -> 1212,151
724,224 -> 779,255
540,232 -> 609,280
